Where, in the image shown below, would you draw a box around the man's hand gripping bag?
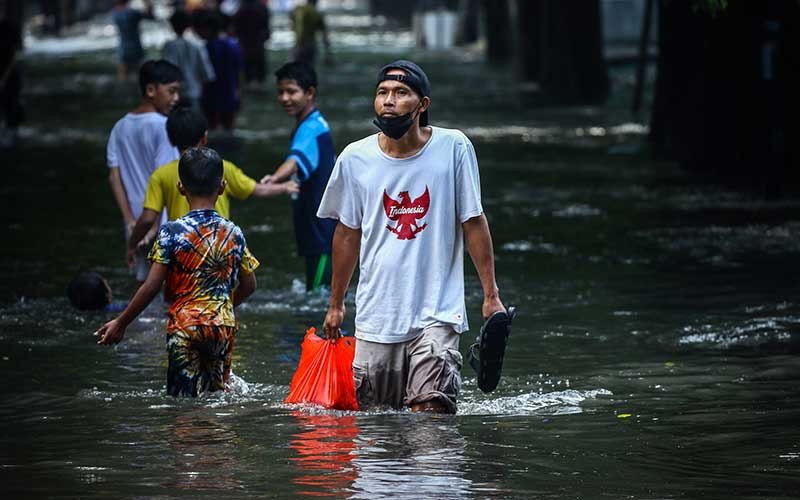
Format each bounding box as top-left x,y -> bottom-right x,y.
285,327 -> 359,411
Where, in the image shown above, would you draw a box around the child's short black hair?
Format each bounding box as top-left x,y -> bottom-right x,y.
197,10 -> 223,36
167,108 -> 208,150
179,147 -> 224,197
169,10 -> 191,35
275,61 -> 317,92
67,271 -> 111,310
138,60 -> 182,96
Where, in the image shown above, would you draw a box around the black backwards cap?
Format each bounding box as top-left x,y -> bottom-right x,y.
377,60 -> 430,127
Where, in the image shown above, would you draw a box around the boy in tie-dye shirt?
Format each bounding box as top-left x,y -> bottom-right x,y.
96,147 -> 259,397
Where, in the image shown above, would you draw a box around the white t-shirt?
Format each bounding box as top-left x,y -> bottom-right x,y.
317,126 -> 484,343
106,112 -> 179,220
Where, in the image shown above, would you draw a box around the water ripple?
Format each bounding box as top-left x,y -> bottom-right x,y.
458,388 -> 613,416
678,317 -> 798,349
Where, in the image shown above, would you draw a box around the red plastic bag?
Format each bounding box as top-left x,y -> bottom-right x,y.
285,327 -> 359,411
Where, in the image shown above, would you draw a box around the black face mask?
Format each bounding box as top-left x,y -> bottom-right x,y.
373,107 -> 419,140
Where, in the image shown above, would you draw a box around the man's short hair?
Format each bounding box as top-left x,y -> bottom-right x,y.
138,60 -> 182,96
275,61 -> 317,92
67,271 -> 111,310
169,10 -> 190,35
167,108 -> 208,150
179,147 -> 224,197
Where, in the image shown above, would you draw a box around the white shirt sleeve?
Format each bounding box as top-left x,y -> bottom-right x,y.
153,123 -> 180,168
455,134 -> 483,223
317,154 -> 362,229
106,126 -> 118,168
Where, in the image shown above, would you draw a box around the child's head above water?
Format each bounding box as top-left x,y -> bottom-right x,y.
178,147 -> 224,197
275,61 -> 318,93
67,271 -> 112,310
169,10 -> 191,36
167,107 -> 208,151
275,61 -> 318,118
138,60 -> 182,115
138,59 -> 182,97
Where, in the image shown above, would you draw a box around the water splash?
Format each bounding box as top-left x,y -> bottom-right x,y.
638,222 -> 800,268
553,204 -> 604,218
78,372 -> 288,408
458,388 -> 613,416
678,317 -> 798,349
238,280 -> 332,315
500,239 -> 568,255
501,241 -> 534,252
457,123 -> 648,146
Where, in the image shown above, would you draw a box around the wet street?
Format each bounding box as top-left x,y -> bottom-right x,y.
2,7 -> 800,499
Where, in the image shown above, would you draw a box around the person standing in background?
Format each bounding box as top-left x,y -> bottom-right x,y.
162,9 -> 217,113
106,60 -> 181,282
289,0 -> 331,66
112,0 -> 154,81
262,62 -> 336,292
196,11 -> 243,132
233,0 -> 271,87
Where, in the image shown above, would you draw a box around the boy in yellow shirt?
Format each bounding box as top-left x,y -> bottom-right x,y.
127,108 -> 297,265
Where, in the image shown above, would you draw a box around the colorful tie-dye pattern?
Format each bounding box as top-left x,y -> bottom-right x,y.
148,209 -> 259,333
166,325 -> 236,396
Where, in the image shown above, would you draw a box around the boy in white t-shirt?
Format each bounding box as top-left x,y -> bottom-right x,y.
106,60 -> 181,281
317,60 -> 507,414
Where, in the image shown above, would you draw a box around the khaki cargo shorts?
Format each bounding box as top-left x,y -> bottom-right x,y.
353,325 -> 463,414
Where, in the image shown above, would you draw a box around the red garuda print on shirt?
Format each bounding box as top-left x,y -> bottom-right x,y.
383,186 -> 430,240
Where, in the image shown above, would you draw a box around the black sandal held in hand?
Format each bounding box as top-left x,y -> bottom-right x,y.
468,306 -> 516,393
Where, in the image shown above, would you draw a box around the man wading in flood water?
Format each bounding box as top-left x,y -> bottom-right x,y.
317,60 -> 509,413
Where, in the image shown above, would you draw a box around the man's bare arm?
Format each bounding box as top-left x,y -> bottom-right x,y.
260,158 -> 298,184
234,271 -> 257,307
109,167 -> 135,227
322,222 -> 361,340
95,263 -> 167,345
126,209 -> 160,267
463,214 -> 505,319
251,180 -> 299,198
128,209 -> 159,250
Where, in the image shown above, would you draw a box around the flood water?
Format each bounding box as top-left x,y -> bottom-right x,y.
2,8 -> 800,500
